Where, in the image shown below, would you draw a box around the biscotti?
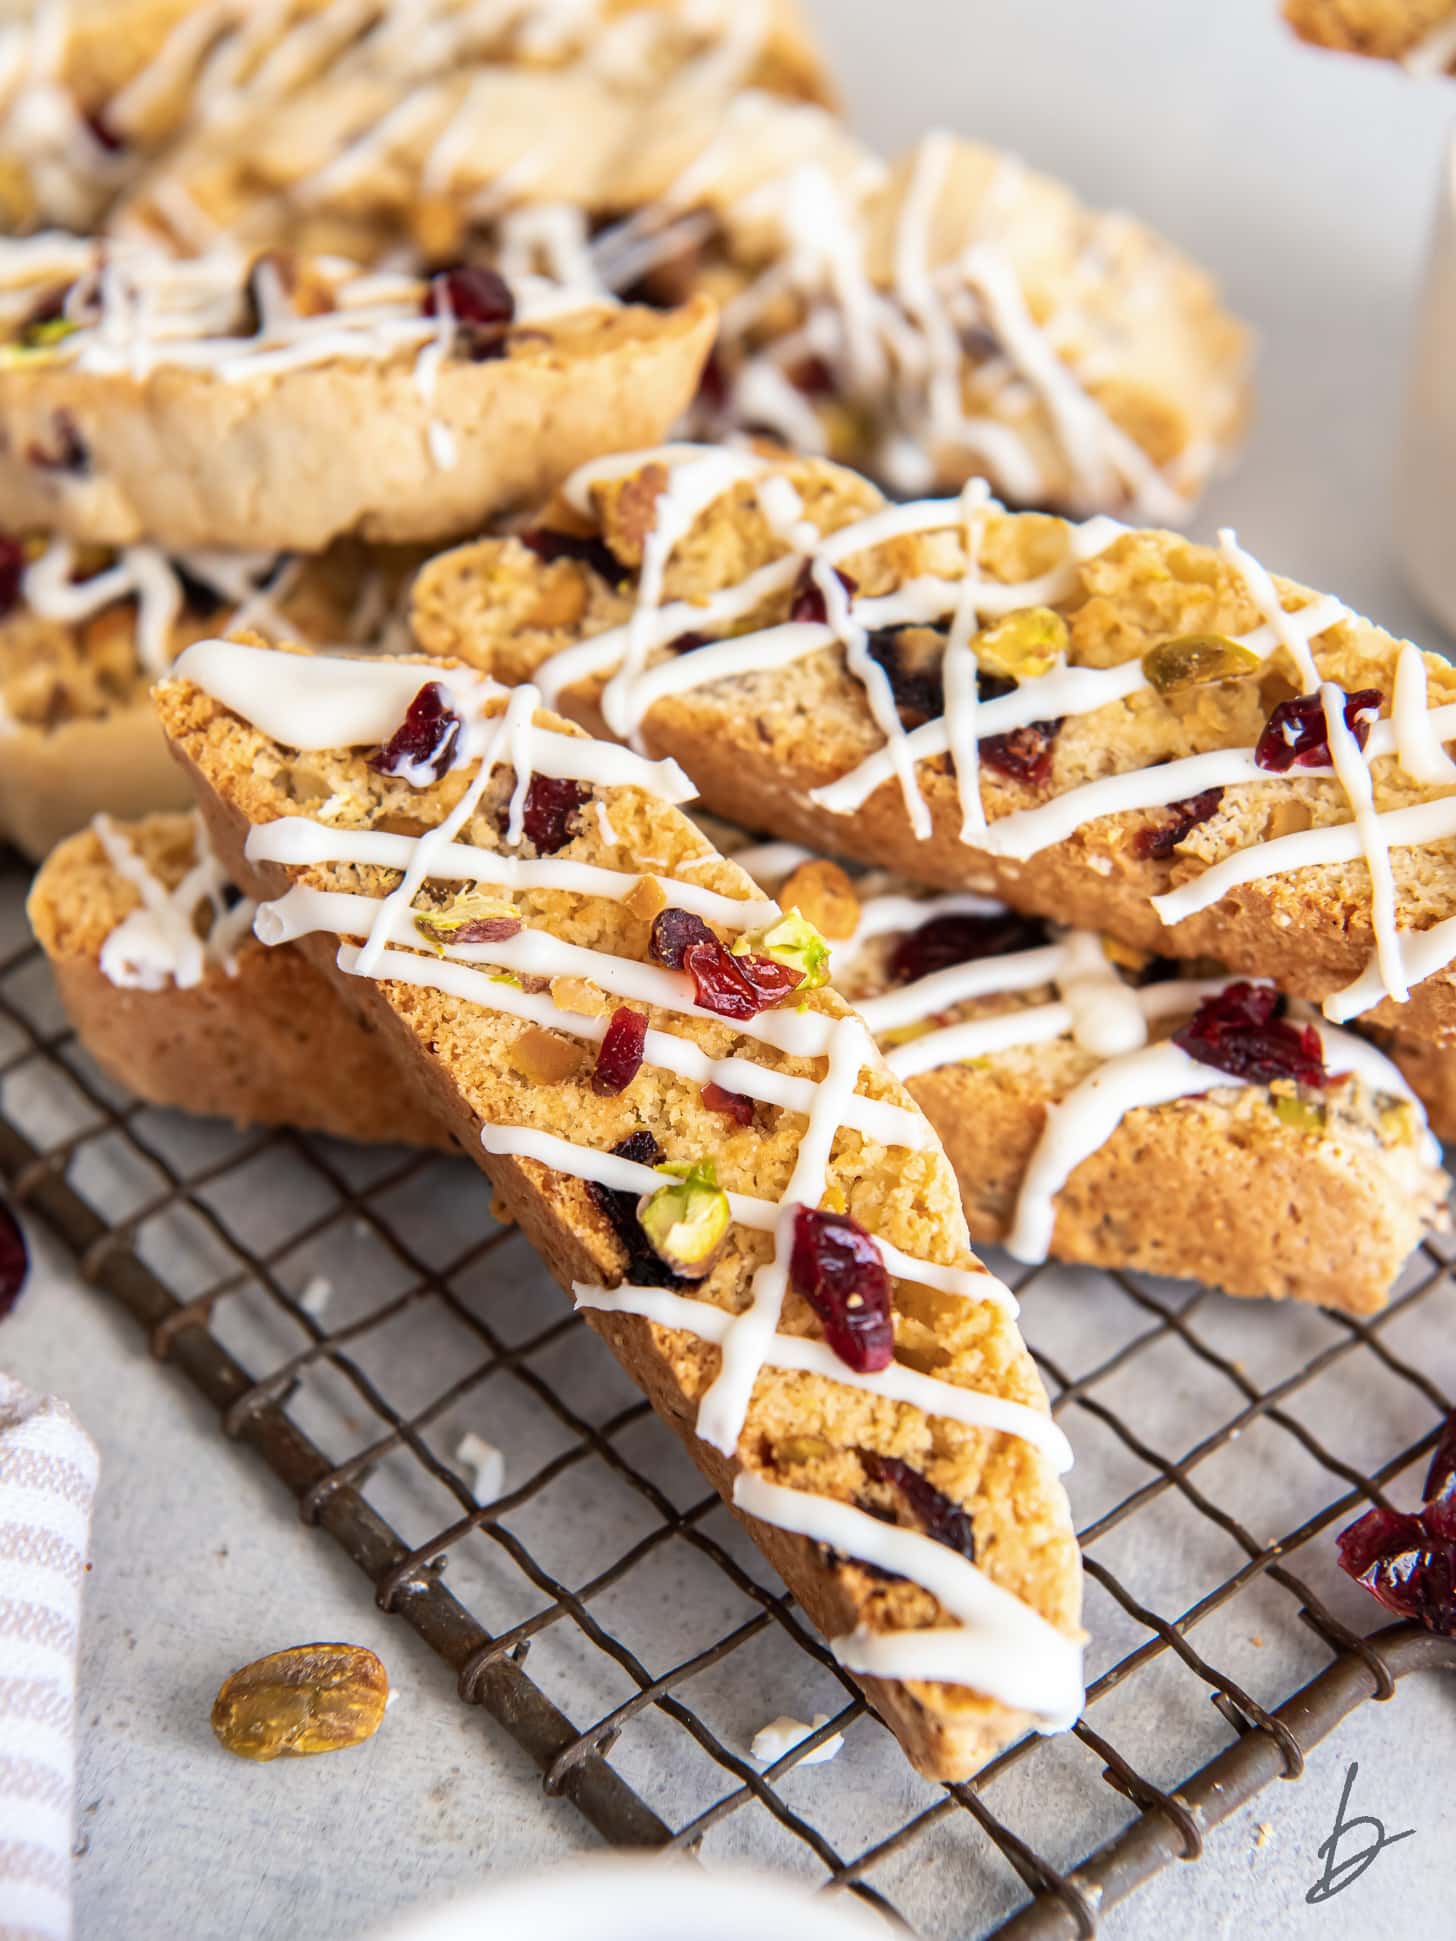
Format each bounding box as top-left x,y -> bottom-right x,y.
0,532 -> 412,859
44,804 -> 1447,1312
28,811 -> 451,1151
1284,0 -> 1456,73
1,0 -> 834,237
412,444 -> 1456,1047
0,239 -> 715,550
150,633 -> 1084,1782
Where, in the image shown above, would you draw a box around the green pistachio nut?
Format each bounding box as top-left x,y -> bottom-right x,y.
1141,633 -> 1262,694
972,606 -> 1070,681
731,909 -> 831,989
1273,1093 -> 1326,1135
638,1159 -> 730,1278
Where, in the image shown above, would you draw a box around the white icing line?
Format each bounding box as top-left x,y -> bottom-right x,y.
1393,642 -> 1456,785
573,1281 -> 1071,1469
94,811 -> 250,992
856,943 -> 1067,1035
733,1474 -> 1084,1725
1321,683 -> 1406,1004
943,478 -> 991,841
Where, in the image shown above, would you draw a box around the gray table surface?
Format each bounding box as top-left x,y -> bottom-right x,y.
7,0 -> 1456,1934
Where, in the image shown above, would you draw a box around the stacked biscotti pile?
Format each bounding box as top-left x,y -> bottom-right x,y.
10,1 -> 1456,1783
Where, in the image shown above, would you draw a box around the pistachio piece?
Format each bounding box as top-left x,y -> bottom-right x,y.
414,890 -> 521,950
20,316 -> 76,351
509,1026 -> 588,1084
638,1158 -> 730,1278
972,606 -> 1069,681
211,1643 -> 388,1762
818,1183 -> 847,1215
1141,633 -> 1262,694
1273,1093 -> 1326,1134
778,859 -> 861,942
732,910 -> 831,990
1379,1099 -> 1420,1146
777,1434 -> 833,1465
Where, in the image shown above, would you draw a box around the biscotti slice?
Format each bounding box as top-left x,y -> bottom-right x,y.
152,633 -> 1083,1782
1,0 -> 835,237
113,2 -> 837,255
44,804 -> 1446,1312
28,810 -> 450,1151
0,238 -> 715,551
731,845 -> 1448,1313
667,128 -> 1250,521
412,443 -> 1456,1047
0,531 -> 414,860
1284,0 -> 1456,74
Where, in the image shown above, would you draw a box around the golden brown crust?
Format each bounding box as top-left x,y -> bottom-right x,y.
411,451 -> 1456,1046
1284,0 -> 1456,63
1380,1027 -> 1456,1141
149,653 -> 1082,1781
28,815 -> 452,1147
0,300 -> 716,550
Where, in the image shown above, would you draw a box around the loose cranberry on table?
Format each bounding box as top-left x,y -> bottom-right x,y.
1336,1409 -> 1456,1635
789,1205 -> 894,1374
888,910 -> 1048,986
369,681 -> 462,783
1254,687 -> 1382,772
1172,981 -> 1327,1089
0,1200 -> 28,1320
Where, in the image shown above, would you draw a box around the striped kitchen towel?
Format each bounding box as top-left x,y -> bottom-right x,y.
0,1375 -> 98,1941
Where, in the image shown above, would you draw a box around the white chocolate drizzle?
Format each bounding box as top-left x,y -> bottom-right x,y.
94,811 -> 253,993
171,636 -> 1071,1715
540,444 -> 1456,1022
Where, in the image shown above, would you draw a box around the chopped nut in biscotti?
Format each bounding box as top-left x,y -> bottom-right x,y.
550,975 -> 610,1017
608,461 -> 671,557
779,859 -> 861,941
211,1643 -> 388,1761
509,1026 -> 588,1083
624,875 -> 668,922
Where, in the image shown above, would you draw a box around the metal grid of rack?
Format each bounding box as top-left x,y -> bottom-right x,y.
3,859 -> 1454,1938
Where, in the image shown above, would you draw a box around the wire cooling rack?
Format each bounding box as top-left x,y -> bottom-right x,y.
3,858 -> 1455,1937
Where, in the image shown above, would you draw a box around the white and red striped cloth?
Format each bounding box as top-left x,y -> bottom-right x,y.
0,1375 -> 98,1941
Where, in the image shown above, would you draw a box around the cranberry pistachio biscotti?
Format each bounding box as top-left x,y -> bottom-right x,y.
0,532 -> 414,859
413,444 -> 1456,1047
149,635 -> 1083,1781
0,237 -> 714,551
1284,1 -> 1456,74
35,807 -> 1446,1313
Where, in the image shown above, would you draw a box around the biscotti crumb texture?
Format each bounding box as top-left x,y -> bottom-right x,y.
150,636 -> 1084,1782
412,444 -> 1456,1048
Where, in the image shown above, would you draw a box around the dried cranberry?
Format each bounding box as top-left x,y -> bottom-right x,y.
587,1131 -> 686,1289
696,348 -> 729,413
1425,1411 -> 1456,1509
1337,1504 -> 1456,1634
0,534 -> 24,620
508,776 -> 588,854
648,907 -> 716,970
865,627 -> 945,726
888,910 -> 1048,986
369,681 -> 462,784
789,1206 -> 893,1374
790,561 -> 856,626
1134,786 -> 1225,861
82,107 -> 124,152
683,940 -> 803,1019
519,526 -> 626,584
26,409 -> 89,476
668,630 -> 709,655
592,1006 -> 647,1096
980,720 -> 1061,790
1172,981 -> 1327,1089
0,1200 -> 28,1319
786,354 -> 835,396
701,1082 -> 753,1125
1254,688 -> 1382,773
424,265 -> 515,329
859,1450 -> 975,1563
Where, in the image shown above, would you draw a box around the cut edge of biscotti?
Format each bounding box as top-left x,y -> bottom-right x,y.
147,632 -> 1085,1782
409,442 -> 1456,1048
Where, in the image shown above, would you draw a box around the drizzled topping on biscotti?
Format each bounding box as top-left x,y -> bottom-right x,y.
93,810 -> 254,993
497,444 -> 1456,1029
164,635 -> 1083,1731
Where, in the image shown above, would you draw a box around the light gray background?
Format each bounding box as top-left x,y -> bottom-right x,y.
7,0 -> 1456,1936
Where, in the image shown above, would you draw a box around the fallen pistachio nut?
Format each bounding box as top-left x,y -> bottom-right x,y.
211,1643 -> 389,1762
